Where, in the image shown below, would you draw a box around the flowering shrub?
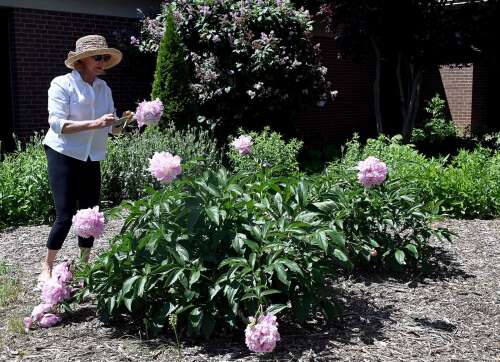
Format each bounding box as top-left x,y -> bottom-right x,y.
72,206 -> 105,239
135,0 -> 334,131
131,8 -> 165,53
312,175 -> 453,270
228,128 -> 303,175
80,165 -> 348,338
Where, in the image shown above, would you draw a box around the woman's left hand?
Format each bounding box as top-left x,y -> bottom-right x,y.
111,111 -> 134,135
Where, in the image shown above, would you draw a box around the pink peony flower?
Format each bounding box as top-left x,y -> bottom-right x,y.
135,99 -> 164,127
232,135 -> 253,155
245,314 -> 281,353
23,317 -> 33,332
41,278 -> 71,305
52,261 -> 73,285
357,156 -> 388,187
149,152 -> 182,183
31,303 -> 53,321
39,313 -> 61,328
72,206 -> 105,239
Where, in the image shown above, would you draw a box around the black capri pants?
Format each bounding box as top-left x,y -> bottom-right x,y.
45,145 -> 101,250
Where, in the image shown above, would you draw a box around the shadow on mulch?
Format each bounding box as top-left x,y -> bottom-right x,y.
413,317 -> 457,332
346,244 -> 475,288
66,289 -> 394,360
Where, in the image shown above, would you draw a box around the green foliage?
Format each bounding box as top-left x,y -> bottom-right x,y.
228,128 -> 303,176
312,176 -> 453,270
330,134 -> 500,219
151,7 -> 196,129
0,134 -> 53,228
411,94 -> 457,143
438,148 -> 500,218
80,166 -> 348,337
102,125 -> 221,205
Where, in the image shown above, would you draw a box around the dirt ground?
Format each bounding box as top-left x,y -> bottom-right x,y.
0,218 -> 498,361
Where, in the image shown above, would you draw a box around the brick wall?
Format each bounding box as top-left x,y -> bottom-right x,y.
439,65 -> 473,133
7,7 -> 155,139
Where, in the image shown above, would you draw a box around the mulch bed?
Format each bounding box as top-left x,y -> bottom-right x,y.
0,218 -> 498,361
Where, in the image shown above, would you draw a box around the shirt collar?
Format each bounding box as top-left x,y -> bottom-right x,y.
70,70 -> 103,87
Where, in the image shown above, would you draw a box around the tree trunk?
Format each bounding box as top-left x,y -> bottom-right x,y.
396,52 -> 423,141
370,37 -> 383,135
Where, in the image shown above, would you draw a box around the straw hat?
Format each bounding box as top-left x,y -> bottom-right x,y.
65,35 -> 122,70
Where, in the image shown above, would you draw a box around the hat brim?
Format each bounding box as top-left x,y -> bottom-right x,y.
65,48 -> 123,70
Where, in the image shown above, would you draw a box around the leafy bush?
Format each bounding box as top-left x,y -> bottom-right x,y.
329,134 -> 500,219
312,176 -> 453,270
136,0 -> 334,132
411,94 -> 457,143
102,125 -> 221,205
80,166 -> 348,337
151,8 -> 197,129
0,134 -> 53,228
228,127 -> 303,175
438,147 -> 500,218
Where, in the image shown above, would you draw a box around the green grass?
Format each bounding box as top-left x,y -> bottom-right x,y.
0,260 -> 25,346
0,261 -> 21,308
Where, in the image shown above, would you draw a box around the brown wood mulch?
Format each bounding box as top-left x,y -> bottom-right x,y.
0,218 -> 498,361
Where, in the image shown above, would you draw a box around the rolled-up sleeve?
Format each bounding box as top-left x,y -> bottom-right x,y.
48,81 -> 70,135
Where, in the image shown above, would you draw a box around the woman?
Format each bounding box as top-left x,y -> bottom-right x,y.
39,34 -> 128,285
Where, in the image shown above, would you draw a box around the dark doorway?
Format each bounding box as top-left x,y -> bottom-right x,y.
1,8 -> 15,157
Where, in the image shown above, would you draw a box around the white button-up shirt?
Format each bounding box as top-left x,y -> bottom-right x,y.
43,70 -> 114,161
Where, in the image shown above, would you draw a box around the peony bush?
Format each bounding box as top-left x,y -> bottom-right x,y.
79,161 -> 348,340
317,148 -> 454,270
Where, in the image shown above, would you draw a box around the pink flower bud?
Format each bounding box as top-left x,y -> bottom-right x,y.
371,249 -> 378,257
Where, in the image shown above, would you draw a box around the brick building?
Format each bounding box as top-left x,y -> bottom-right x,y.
1,0 -> 496,153
1,0 -> 159,152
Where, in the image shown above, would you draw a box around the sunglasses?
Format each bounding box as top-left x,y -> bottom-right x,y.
92,54 -> 111,62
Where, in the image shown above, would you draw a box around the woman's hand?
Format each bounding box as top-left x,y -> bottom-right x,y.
110,111 -> 134,136
94,113 -> 116,129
